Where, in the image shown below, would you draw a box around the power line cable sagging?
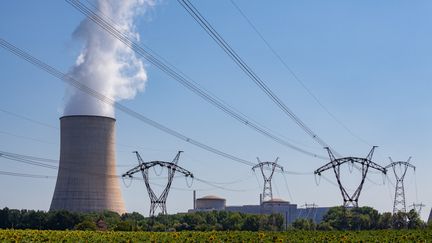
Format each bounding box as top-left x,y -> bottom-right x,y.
177,0 -> 335,153
63,0 -> 326,160
0,38 -> 312,176
0,149 -> 255,193
228,0 -> 370,146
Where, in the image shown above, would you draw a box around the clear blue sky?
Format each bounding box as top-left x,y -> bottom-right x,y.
1,0 -> 431,219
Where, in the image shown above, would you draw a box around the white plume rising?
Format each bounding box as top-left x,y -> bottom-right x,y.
64,0 -> 153,118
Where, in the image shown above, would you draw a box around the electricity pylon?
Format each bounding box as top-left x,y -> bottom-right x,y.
301,203 -> 318,221
409,203 -> 425,215
252,157 -> 283,202
122,151 -> 193,216
314,146 -> 387,207
385,157 -> 415,214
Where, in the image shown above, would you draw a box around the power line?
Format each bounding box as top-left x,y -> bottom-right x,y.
0,150 -> 255,192
0,130 -> 57,146
0,37 -> 313,175
228,0 -> 371,147
0,170 -> 56,179
177,0 -> 335,153
0,38 -> 252,168
0,107 -> 174,155
0,151 -> 58,170
64,0 -> 326,160
0,107 -> 58,130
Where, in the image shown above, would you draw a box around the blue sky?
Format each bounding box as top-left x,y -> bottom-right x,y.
1,0 -> 431,220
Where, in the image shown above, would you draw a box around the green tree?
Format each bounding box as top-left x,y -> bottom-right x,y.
378,212 -> 392,229
392,211 -> 407,229
0,208 -> 10,228
20,210 -> 46,229
114,221 -> 133,231
242,214 -> 260,231
292,218 -> 316,230
351,206 -> 379,229
222,212 -> 242,230
183,213 -> 205,230
46,211 -> 81,230
351,214 -> 370,230
406,209 -> 423,229
317,221 -> 333,231
7,209 -> 21,229
74,219 -> 97,231
322,206 -> 350,230
121,212 -> 144,222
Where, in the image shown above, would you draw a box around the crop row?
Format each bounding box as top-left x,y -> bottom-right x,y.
0,229 -> 431,242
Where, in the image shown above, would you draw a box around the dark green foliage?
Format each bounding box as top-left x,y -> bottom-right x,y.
45,211 -> 81,230
114,221 -> 133,231
407,209 -> 424,229
320,206 -> 425,230
241,214 -> 260,231
292,218 -> 316,230
74,219 -> 97,231
378,212 -> 393,229
0,206 -> 426,232
0,208 -> 284,231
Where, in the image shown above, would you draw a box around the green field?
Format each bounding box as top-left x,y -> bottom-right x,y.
1,229 -> 432,242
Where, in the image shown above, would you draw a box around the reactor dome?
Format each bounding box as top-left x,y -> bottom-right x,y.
195,195 -> 226,210
262,198 -> 290,206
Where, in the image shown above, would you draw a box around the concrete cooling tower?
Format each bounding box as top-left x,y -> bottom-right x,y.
50,115 -> 125,214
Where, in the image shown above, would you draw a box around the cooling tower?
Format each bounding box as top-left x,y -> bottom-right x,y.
50,115 -> 125,214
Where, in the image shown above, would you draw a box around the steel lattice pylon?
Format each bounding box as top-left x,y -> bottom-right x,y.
122,151 -> 193,216
385,157 -> 415,214
252,157 -> 283,202
315,146 -> 387,207
409,203 -> 425,215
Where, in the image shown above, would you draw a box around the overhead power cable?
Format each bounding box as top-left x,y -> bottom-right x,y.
64,0 -> 326,160
0,130 -> 57,146
0,38 -> 311,175
228,0 -> 371,147
0,38 -> 250,168
0,150 -> 254,192
0,107 -> 171,155
0,170 -> 56,179
0,108 -> 58,130
177,0 -> 336,153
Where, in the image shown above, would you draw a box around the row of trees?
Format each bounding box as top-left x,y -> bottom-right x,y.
291,206 -> 427,231
0,206 -> 429,231
0,208 -> 284,231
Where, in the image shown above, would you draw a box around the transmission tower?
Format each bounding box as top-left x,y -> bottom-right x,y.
252,157 -> 283,202
122,151 -> 193,216
314,146 -> 386,207
385,157 -> 415,214
409,203 -> 425,215
302,203 -> 318,221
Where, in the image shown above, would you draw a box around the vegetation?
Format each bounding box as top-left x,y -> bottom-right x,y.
0,229 -> 432,242
291,206 -> 426,231
0,208 -> 283,231
0,206 -> 426,233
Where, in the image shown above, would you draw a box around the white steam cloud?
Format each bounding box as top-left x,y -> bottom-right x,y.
64,0 -> 153,118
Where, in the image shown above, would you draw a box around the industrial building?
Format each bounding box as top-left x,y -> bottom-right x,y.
194,195 -> 226,211
50,115 -> 125,214
189,193 -> 331,225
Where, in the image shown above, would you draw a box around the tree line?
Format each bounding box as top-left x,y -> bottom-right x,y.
291,206 -> 427,230
0,206 -> 429,231
0,208 -> 284,231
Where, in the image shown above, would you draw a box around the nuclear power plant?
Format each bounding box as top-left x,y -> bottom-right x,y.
50,115 -> 125,214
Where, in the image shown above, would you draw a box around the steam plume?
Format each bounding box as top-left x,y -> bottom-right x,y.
64,0 -> 153,118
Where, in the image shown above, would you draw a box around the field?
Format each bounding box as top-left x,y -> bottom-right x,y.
1,229 -> 432,242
